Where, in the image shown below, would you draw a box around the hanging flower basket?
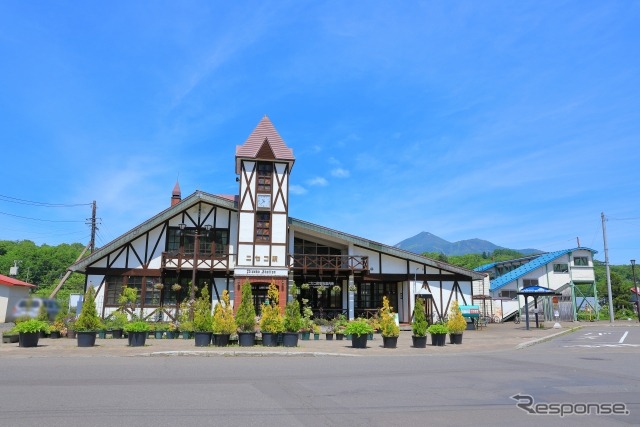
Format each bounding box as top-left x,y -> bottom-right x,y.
171,284 -> 182,292
348,284 -> 357,292
153,283 -> 164,290
332,285 -> 341,294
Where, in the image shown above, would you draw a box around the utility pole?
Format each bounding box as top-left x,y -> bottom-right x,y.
87,200 -> 97,253
601,212 -> 614,323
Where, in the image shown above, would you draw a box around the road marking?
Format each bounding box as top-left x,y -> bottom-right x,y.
619,331 -> 629,344
563,344 -> 640,348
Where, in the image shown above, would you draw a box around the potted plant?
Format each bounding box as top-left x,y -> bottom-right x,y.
153,322 -> 169,339
299,298 -> 313,340
367,314 -> 380,340
324,321 -> 335,340
235,282 -> 257,346
412,298 -> 428,348
334,314 -> 348,340
282,300 -> 303,347
313,324 -> 321,340
344,318 -> 374,349
259,282 -> 283,347
193,287 -> 213,346
14,319 -> 49,347
212,290 -> 236,347
124,320 -> 150,346
36,302 -> 50,337
427,323 -> 449,346
74,287 -> 104,347
379,296 -> 400,348
166,322 -> 178,339
2,326 -> 20,344
105,311 -> 127,339
447,300 -> 466,344
66,319 -> 76,339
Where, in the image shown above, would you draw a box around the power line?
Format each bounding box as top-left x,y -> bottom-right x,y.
0,194 -> 92,208
0,211 -> 86,223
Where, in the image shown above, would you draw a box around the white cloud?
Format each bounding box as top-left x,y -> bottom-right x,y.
308,177 -> 328,186
290,184 -> 308,195
331,168 -> 350,178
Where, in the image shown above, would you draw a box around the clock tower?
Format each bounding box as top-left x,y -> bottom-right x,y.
234,116 -> 295,306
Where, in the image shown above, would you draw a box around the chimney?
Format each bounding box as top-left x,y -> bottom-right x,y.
171,180 -> 181,206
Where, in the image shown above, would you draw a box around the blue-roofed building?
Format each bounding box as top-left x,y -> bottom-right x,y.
473,248 -> 597,321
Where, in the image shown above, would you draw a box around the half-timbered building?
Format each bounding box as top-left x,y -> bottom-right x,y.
70,117 -> 485,324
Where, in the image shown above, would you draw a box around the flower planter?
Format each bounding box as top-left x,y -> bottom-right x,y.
19,332 -> 40,348
67,330 -> 76,339
382,336 -> 398,348
282,332 -> 299,347
449,333 -> 463,345
128,331 -> 147,347
154,331 -> 164,340
430,333 -> 446,347
194,332 -> 212,347
325,333 -> 334,341
213,333 -> 230,347
335,333 -> 344,341
3,334 -> 19,344
313,333 -> 320,340
166,331 -> 176,339
300,331 -> 310,341
77,331 -> 97,347
261,332 -> 277,347
367,333 -> 374,340
111,329 -> 123,339
412,335 -> 427,348
97,330 -> 106,339
351,334 -> 368,349
182,331 -> 191,339
238,331 -> 256,347
49,331 -> 62,339
345,334 -> 353,340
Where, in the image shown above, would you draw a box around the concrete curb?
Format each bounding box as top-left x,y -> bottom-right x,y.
145,350 -> 359,357
516,326 -> 582,349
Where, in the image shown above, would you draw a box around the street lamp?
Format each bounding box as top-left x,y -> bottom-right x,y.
179,223 -> 212,319
631,260 -> 640,323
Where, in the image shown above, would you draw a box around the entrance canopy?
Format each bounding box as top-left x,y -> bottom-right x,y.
517,286 -> 560,330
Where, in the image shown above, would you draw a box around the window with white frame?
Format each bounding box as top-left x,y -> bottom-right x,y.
553,263 -> 569,273
574,256 -> 589,266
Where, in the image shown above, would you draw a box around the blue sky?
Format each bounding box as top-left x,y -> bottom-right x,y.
1,1 -> 638,265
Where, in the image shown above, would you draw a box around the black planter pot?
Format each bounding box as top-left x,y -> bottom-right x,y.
19,332 -> 40,347
431,333 -> 446,347
49,331 -> 61,339
67,330 -> 76,339
182,331 -> 191,339
261,332 -> 277,347
449,333 -> 463,344
77,331 -> 97,347
412,335 -> 427,348
282,332 -> 299,347
325,333 -> 334,341
129,331 -> 147,347
382,336 -> 398,348
238,331 -> 256,347
213,333 -> 230,347
351,334 -> 368,348
335,333 -> 344,341
194,332 -> 212,347
3,334 -> 19,344
154,331 -> 164,340
111,329 -> 123,339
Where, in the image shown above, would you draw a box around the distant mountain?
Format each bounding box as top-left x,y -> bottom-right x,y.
394,232 -> 542,257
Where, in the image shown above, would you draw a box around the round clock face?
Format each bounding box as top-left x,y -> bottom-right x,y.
257,194 -> 271,208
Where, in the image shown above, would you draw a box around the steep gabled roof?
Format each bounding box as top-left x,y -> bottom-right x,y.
235,116 -> 295,172
69,191 -> 236,272
490,247 -> 597,291
0,274 -> 36,288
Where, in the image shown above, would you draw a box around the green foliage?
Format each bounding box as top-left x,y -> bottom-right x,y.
212,290 -> 236,334
235,282 -> 256,332
118,285 -> 138,308
423,249 -> 528,270
427,323 -> 449,335
300,298 -> 314,332
192,286 -> 213,332
334,314 -> 348,333
344,318 -> 374,337
412,298 -> 428,337
14,319 -> 50,334
123,320 -> 150,333
283,300 -> 303,332
260,282 -> 284,333
446,300 -> 467,333
37,302 -> 49,322
74,287 -> 103,332
379,296 -> 400,337
105,311 -> 128,330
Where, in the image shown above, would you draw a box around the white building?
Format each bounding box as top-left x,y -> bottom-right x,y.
69,117 -> 485,324
474,248 -> 598,321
